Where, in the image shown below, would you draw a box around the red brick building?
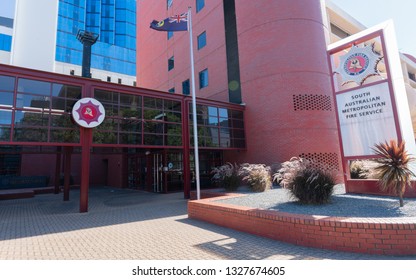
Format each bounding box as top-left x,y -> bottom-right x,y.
138,0 -> 342,172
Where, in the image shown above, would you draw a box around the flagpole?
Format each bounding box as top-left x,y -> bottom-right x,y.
187,7 -> 201,200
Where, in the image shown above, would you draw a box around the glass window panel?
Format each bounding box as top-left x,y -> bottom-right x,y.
220,138 -> 231,148
182,79 -> 190,95
199,69 -> 208,89
120,117 -> 142,132
93,131 -> 118,144
120,94 -> 141,106
208,116 -> 218,125
0,109 -> 12,125
197,31 -> 206,49
166,124 -> 182,135
144,134 -> 163,146
120,132 -> 142,145
232,138 -> 246,148
101,103 -> 118,117
0,127 -> 11,141
166,112 -> 181,123
167,135 -> 182,146
230,110 -> 243,120
52,84 -> 82,98
94,89 -> 118,103
219,108 -> 228,118
120,106 -> 141,117
16,94 -> 50,110
50,113 -> 73,128
51,97 -> 77,112
196,0 -> 205,13
50,129 -> 80,143
17,78 -> 50,95
0,76 -> 15,91
0,92 -> 14,107
14,111 -> 49,127
144,109 -> 163,120
231,119 -> 244,129
208,106 -> 217,116
98,117 -> 118,131
231,129 -> 245,138
219,117 -> 230,127
144,97 -> 163,109
13,128 -> 48,142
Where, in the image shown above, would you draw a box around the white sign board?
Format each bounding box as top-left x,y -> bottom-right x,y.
336,82 -> 397,156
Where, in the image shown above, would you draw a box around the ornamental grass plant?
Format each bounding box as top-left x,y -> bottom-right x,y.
273,157 -> 336,204
371,140 -> 415,207
211,162 -> 240,191
238,163 -> 272,192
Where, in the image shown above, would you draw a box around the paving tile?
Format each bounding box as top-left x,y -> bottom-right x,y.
0,186 -> 415,260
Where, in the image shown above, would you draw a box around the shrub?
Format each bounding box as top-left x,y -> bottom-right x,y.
289,168 -> 336,204
239,163 -> 272,192
211,162 -> 240,191
371,140 -> 415,207
273,157 -> 309,187
349,160 -> 379,179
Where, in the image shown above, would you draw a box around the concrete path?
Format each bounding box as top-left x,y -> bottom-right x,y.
0,186 -> 414,260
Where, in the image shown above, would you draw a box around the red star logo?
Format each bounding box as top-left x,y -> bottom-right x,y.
76,101 -> 102,125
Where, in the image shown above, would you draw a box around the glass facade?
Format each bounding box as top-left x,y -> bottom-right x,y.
0,34 -> 12,52
0,75 -> 81,143
55,0 -> 136,76
190,104 -> 245,148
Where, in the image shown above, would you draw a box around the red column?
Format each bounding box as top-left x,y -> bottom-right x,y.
79,128 -> 92,213
63,146 -> 73,201
54,146 -> 62,194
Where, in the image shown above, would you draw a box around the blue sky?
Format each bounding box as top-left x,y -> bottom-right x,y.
0,0 -> 15,18
331,0 -> 416,57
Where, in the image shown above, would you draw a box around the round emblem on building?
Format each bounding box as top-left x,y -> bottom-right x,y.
72,98 -> 105,128
335,44 -> 382,85
343,53 -> 369,76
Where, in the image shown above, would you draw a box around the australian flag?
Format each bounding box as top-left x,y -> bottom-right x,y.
150,13 -> 188,32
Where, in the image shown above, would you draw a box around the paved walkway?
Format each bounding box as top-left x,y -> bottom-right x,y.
0,186 -> 414,260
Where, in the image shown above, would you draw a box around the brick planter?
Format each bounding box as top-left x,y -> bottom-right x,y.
188,192 -> 416,256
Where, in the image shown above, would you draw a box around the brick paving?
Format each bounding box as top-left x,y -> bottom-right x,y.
0,186 -> 414,260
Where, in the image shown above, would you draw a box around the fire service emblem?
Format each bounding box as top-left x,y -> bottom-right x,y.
72,98 -> 105,128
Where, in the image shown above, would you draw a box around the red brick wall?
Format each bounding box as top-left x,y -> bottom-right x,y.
138,0 -> 343,177
188,193 -> 416,256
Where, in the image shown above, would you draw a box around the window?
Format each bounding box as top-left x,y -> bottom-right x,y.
199,69 -> 208,89
408,72 -> 416,82
182,79 -> 190,95
196,0 -> 205,13
168,56 -> 174,71
197,31 -> 206,50
118,78 -> 122,84
107,76 -> 111,82
167,31 -> 173,40
168,87 -> 175,93
70,70 -> 75,75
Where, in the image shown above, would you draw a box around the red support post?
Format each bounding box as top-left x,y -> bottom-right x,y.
54,146 -> 62,194
63,146 -> 73,201
80,127 -> 92,213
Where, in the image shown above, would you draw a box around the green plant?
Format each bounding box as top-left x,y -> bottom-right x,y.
371,140 -> 415,207
288,168 -> 336,204
273,157 -> 309,187
238,163 -> 272,192
211,162 -> 240,191
349,160 -> 379,179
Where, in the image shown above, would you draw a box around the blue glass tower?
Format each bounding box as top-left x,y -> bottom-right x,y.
55,0 -> 136,77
